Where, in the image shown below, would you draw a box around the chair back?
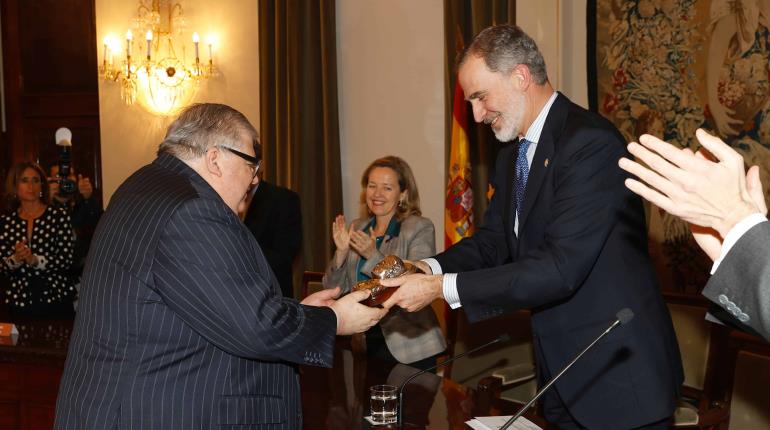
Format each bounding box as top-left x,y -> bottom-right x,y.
301,271 -> 325,299
447,309 -> 536,403
664,292 -> 735,428
726,338 -> 770,429
667,301 -> 712,391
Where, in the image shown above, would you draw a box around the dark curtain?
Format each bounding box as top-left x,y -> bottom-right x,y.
443,0 -> 516,220
258,0 -> 342,289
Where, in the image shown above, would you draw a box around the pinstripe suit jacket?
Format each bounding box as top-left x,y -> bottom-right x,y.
323,215 -> 446,364
54,154 -> 337,430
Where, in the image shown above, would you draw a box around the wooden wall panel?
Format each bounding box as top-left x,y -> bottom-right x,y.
1,0 -> 101,203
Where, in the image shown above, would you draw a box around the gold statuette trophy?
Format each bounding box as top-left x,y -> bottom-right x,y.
352,255 -> 423,306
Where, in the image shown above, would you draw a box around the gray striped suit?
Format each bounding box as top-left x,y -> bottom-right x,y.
54,154 -> 337,429
703,221 -> 770,342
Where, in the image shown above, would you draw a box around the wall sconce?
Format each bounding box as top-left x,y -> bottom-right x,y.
100,0 -> 218,116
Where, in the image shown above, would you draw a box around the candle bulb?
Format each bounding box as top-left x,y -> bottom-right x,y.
192,32 -> 200,61
103,38 -> 108,67
146,30 -> 153,61
126,30 -> 133,58
206,35 -> 214,64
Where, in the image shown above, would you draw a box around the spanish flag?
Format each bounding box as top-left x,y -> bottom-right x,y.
444,79 -> 474,248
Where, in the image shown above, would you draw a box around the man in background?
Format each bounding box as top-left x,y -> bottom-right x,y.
49,166 -> 102,286
620,129 -> 770,341
243,143 -> 302,298
55,103 -> 386,429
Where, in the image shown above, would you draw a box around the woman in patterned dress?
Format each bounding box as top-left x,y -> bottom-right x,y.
1,162 -> 75,318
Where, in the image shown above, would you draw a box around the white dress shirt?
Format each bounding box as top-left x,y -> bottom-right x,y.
711,213 -> 768,274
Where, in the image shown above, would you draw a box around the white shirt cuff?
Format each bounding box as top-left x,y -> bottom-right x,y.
443,273 -> 462,309
423,258 -> 443,275
34,254 -> 48,270
711,214 -> 767,274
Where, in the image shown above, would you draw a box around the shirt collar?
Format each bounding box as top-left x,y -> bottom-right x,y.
522,91 -> 558,144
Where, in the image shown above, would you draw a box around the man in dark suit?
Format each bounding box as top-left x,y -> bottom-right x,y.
243,144 -> 302,298
620,129 -> 770,342
54,103 -> 387,430
383,25 -> 682,429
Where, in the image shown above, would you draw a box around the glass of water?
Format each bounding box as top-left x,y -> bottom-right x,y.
369,384 -> 398,424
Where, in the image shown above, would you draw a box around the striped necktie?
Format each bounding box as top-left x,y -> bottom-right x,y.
515,138 -> 531,217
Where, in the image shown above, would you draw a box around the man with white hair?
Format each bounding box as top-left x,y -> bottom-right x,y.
54,103 -> 386,429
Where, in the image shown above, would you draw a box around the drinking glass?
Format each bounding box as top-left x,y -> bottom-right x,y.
369,384 -> 398,424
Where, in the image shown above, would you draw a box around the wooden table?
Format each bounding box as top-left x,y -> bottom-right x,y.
0,320 -> 545,430
0,318 -> 73,430
300,337 -> 548,429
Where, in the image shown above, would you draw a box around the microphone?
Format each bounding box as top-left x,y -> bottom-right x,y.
499,308 -> 634,430
398,333 -> 511,428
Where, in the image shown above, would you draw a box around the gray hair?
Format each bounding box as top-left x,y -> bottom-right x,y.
158,103 -> 259,159
458,25 -> 548,85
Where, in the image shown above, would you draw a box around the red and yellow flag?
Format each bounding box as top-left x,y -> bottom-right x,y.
444,80 -> 474,248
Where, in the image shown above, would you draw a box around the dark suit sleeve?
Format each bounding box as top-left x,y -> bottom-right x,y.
153,197 -> 336,366
446,130 -> 633,317
703,221 -> 770,342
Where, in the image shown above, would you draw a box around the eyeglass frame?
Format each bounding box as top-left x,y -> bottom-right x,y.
217,145 -> 261,180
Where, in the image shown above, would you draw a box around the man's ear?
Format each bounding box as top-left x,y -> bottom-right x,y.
205,147 -> 224,178
511,64 -> 531,91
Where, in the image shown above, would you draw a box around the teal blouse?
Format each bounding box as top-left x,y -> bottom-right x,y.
355,217 -> 400,282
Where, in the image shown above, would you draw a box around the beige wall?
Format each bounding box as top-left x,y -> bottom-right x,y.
336,0 -> 446,250
95,0 -> 260,205
518,0 -> 588,107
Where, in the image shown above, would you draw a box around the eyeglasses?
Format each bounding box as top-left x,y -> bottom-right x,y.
218,145 -> 261,180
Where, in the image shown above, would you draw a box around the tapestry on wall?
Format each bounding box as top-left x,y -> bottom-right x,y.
588,0 -> 770,293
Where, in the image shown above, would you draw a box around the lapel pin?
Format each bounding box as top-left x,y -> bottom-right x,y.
544,158 -> 550,167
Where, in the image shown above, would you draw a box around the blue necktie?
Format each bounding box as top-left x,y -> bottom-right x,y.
515,138 -> 530,217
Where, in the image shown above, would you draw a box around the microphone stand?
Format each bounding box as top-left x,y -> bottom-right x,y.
397,334 -> 511,429
499,309 -> 633,430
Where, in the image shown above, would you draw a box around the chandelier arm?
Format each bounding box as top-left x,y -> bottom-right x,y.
104,0 -> 212,114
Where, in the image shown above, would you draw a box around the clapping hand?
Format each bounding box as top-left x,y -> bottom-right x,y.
620,129 -> 765,237
349,229 -> 376,259
619,129 -> 768,261
332,215 -> 352,251
332,215 -> 354,266
13,241 -> 36,265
